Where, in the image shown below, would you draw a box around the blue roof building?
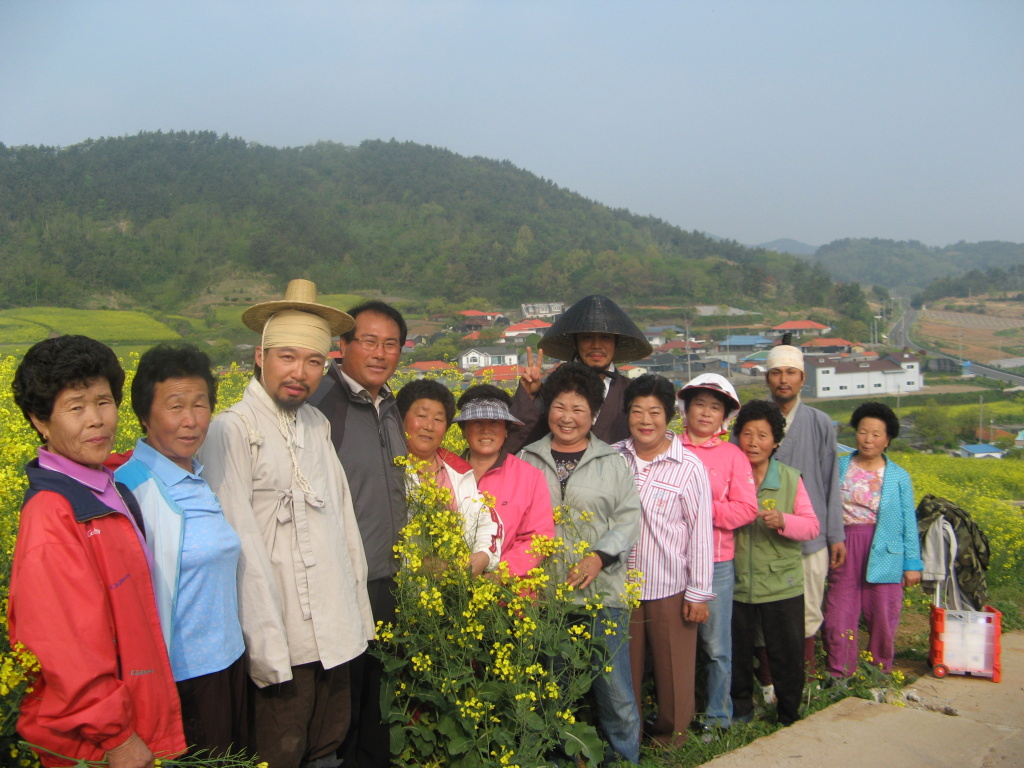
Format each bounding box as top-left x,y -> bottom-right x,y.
959,444 -> 1004,459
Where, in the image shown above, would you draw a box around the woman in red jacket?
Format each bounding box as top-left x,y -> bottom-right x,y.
9,335 -> 185,768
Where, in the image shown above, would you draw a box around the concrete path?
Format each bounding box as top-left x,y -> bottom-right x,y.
707,632 -> 1024,768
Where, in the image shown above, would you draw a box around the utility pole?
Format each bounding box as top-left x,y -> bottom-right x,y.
685,319 -> 692,382
979,395 -> 984,443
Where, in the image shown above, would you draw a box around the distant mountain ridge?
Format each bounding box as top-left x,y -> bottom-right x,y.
757,238 -> 818,256
0,131 -> 830,311
806,238 -> 1024,293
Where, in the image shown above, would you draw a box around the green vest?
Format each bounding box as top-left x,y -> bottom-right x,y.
733,458 -> 805,604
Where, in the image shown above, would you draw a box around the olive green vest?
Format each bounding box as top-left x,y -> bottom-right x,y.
733,458 -> 804,604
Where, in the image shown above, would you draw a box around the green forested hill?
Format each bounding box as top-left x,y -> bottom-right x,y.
1,131 -> 831,310
810,238 -> 1024,294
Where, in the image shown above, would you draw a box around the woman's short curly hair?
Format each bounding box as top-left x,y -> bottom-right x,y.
850,401 -> 900,441
396,379 -> 456,427
540,362 -> 604,419
13,335 -> 125,441
132,343 -> 218,433
456,383 -> 511,410
622,374 -> 676,419
733,399 -> 786,451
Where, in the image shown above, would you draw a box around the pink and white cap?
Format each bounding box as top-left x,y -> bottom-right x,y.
677,373 -> 741,425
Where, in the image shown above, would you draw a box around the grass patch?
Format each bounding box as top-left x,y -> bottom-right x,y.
0,308 -> 180,344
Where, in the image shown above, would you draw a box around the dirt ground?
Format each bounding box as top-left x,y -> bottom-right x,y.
917,300 -> 1024,364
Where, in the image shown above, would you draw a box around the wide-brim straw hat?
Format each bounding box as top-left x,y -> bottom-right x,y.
242,279 -> 354,336
538,295 -> 653,363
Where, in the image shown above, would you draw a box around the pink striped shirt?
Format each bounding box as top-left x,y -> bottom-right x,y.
614,434 -> 715,602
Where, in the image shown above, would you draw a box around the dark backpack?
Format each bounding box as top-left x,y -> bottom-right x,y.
916,493 -> 991,609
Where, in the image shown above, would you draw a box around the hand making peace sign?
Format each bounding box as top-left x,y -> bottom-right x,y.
520,346 -> 544,397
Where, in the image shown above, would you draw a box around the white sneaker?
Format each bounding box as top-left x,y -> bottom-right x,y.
761,683 -> 777,706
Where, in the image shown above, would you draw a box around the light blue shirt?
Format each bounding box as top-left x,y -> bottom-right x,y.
126,439 -> 244,681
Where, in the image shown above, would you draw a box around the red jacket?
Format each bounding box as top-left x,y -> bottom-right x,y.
9,462 -> 186,767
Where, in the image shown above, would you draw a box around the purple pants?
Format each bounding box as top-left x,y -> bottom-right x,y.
823,524 -> 904,677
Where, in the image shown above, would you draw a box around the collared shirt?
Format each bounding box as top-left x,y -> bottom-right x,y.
38,447 -> 150,562
614,434 -> 715,602
128,440 -> 244,681
340,368 -> 389,413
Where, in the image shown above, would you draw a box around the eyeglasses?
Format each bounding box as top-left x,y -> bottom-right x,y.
352,336 -> 401,354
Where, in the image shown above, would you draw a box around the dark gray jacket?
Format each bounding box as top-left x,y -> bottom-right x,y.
309,362 -> 408,581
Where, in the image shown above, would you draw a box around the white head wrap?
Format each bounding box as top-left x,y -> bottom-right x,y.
766,344 -> 804,372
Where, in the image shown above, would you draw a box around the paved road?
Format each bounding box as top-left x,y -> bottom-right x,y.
709,632 -> 1024,768
899,308 -> 1024,387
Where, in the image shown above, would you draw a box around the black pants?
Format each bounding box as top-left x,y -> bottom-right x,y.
731,595 -> 805,725
340,576 -> 397,768
177,653 -> 249,756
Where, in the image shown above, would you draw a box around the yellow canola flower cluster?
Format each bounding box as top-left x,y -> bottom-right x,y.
0,643 -> 39,697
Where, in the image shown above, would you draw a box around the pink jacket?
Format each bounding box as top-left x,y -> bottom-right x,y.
681,433 -> 758,562
780,477 -> 821,542
476,452 -> 556,577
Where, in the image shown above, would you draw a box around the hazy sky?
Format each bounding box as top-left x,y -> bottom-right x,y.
3,1 -> 1022,247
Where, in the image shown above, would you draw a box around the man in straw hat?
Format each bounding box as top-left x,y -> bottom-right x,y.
199,279 -> 373,768
759,336 -> 845,674
505,294 -> 653,454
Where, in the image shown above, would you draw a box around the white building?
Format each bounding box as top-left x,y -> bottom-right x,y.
521,302 -> 565,318
803,351 -> 923,398
458,346 -> 520,371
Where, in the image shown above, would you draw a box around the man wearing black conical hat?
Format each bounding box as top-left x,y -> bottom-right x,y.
504,295 -> 653,454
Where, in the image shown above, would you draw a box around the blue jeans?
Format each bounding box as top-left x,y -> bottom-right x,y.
592,607 -> 641,764
697,560 -> 734,727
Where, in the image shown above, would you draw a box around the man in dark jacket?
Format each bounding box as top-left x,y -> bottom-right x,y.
308,300 -> 408,768
505,295 -> 653,454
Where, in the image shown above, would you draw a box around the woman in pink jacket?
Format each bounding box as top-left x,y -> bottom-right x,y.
455,385 -> 555,578
677,374 -> 758,731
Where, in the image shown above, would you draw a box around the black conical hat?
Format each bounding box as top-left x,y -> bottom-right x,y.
539,295 -> 653,363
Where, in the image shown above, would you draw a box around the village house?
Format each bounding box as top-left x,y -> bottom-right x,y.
800,337 -> 854,355
802,351 -> 923,398
502,318 -> 552,343
520,302 -> 565,319
458,346 -> 520,371
767,319 -> 831,339
717,335 -> 772,356
643,325 -> 685,347
457,310 -> 509,332
959,444 -> 1004,459
658,339 -> 705,355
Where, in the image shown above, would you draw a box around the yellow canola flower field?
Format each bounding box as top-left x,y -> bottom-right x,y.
893,452 -> 1024,587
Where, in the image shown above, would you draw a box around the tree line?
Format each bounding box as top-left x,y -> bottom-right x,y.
1,131 -> 843,314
